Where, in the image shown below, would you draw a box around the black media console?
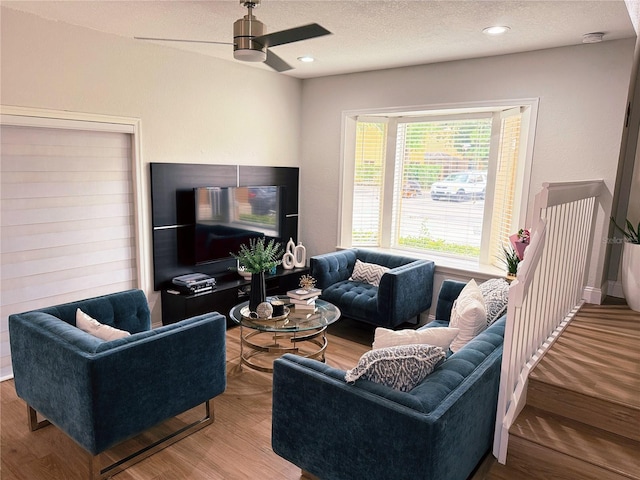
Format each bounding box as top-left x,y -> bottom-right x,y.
161,267 -> 309,325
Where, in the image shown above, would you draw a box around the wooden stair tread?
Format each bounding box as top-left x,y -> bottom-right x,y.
573,304 -> 640,335
529,304 -> 640,409
505,435 -> 636,480
531,352 -> 640,409
526,378 -> 640,441
557,325 -> 639,352
510,405 -> 640,478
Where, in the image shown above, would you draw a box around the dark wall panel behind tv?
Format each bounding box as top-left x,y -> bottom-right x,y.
150,163 -> 299,290
238,165 -> 299,215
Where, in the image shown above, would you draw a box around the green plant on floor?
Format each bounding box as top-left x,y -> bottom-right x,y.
610,216 -> 640,244
231,237 -> 283,273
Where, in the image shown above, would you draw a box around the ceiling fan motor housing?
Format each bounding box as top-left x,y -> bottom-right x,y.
233,13 -> 267,62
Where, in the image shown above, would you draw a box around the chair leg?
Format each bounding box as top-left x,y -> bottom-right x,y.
27,404 -> 51,431
89,399 -> 214,480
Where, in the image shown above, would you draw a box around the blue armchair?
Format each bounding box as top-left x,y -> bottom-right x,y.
310,249 -> 435,328
8,289 -> 226,479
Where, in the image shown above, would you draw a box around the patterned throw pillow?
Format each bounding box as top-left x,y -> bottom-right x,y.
345,344 -> 445,392
479,278 -> 510,325
349,259 -> 390,287
449,279 -> 487,353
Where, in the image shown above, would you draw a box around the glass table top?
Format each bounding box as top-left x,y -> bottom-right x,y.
229,296 -> 341,333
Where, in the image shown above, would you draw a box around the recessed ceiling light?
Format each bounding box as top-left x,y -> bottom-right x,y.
582,32 -> 604,44
483,26 -> 511,36
297,55 -> 315,63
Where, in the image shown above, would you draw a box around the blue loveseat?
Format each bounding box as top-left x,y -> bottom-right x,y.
271,280 -> 505,480
9,289 -> 227,478
310,248 -> 435,328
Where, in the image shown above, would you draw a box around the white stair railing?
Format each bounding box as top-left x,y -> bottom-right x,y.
493,180 -> 604,463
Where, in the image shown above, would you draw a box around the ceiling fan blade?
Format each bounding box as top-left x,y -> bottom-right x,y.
254,23 -> 331,48
135,36 -> 234,46
264,50 -> 293,72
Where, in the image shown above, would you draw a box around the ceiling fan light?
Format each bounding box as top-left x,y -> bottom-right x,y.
234,48 -> 267,62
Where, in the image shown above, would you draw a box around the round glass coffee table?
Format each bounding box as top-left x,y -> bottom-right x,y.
229,296 -> 341,373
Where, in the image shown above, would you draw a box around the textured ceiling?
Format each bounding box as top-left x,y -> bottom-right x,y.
2,0 -> 637,79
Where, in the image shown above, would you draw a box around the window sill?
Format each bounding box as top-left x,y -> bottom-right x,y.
336,246 -> 506,280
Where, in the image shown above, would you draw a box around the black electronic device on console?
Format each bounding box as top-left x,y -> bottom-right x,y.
172,273 -> 216,294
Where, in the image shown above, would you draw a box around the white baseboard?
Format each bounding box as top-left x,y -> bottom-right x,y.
582,285 -> 604,305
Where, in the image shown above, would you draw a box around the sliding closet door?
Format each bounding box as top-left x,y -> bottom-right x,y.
0,124 -> 137,378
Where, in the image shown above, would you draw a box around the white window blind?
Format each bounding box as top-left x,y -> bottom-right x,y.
392,118 -> 492,258
352,121 -> 387,245
1,125 -> 137,378
489,110 -> 523,266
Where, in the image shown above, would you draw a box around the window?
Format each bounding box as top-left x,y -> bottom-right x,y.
344,103 -> 534,268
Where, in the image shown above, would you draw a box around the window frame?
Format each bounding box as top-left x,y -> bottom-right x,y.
339,99 -> 539,269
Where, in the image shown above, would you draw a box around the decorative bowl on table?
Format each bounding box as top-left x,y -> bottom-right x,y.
240,305 -> 290,323
237,267 -> 252,280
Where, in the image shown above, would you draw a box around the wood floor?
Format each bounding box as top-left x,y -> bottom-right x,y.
3,302 -> 635,480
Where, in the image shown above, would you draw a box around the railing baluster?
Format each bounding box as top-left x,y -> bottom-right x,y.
493,180 -> 604,464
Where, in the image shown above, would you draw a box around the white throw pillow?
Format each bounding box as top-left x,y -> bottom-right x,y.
372,327 -> 460,351
76,308 -> 130,341
449,279 -> 487,352
349,259 -> 389,287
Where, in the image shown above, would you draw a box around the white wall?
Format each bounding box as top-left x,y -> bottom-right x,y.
1,7 -> 636,317
299,39 -> 636,296
630,145 -> 640,223
1,8 -> 303,323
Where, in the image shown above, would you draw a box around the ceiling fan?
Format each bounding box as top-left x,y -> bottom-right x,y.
135,0 -> 331,72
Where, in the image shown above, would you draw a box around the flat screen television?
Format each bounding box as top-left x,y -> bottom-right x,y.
194,186 -> 282,265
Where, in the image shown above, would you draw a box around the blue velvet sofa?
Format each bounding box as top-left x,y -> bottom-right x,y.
271,280 -> 505,480
9,289 -> 227,478
310,249 -> 435,328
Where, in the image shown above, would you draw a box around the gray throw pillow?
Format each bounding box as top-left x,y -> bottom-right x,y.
479,278 -> 510,325
345,344 -> 445,392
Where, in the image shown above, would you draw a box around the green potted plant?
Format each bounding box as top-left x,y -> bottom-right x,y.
232,237 -> 283,311
500,245 -> 520,281
611,216 -> 640,312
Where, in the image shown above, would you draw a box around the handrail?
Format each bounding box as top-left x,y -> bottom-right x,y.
493,179 -> 604,463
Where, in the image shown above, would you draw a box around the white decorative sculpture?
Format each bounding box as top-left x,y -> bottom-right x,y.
282,252 -> 295,269
283,238 -> 296,270
294,242 -> 306,268
286,238 -> 296,255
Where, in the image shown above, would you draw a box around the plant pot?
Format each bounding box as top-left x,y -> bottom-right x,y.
621,242 -> 640,312
249,271 -> 266,312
